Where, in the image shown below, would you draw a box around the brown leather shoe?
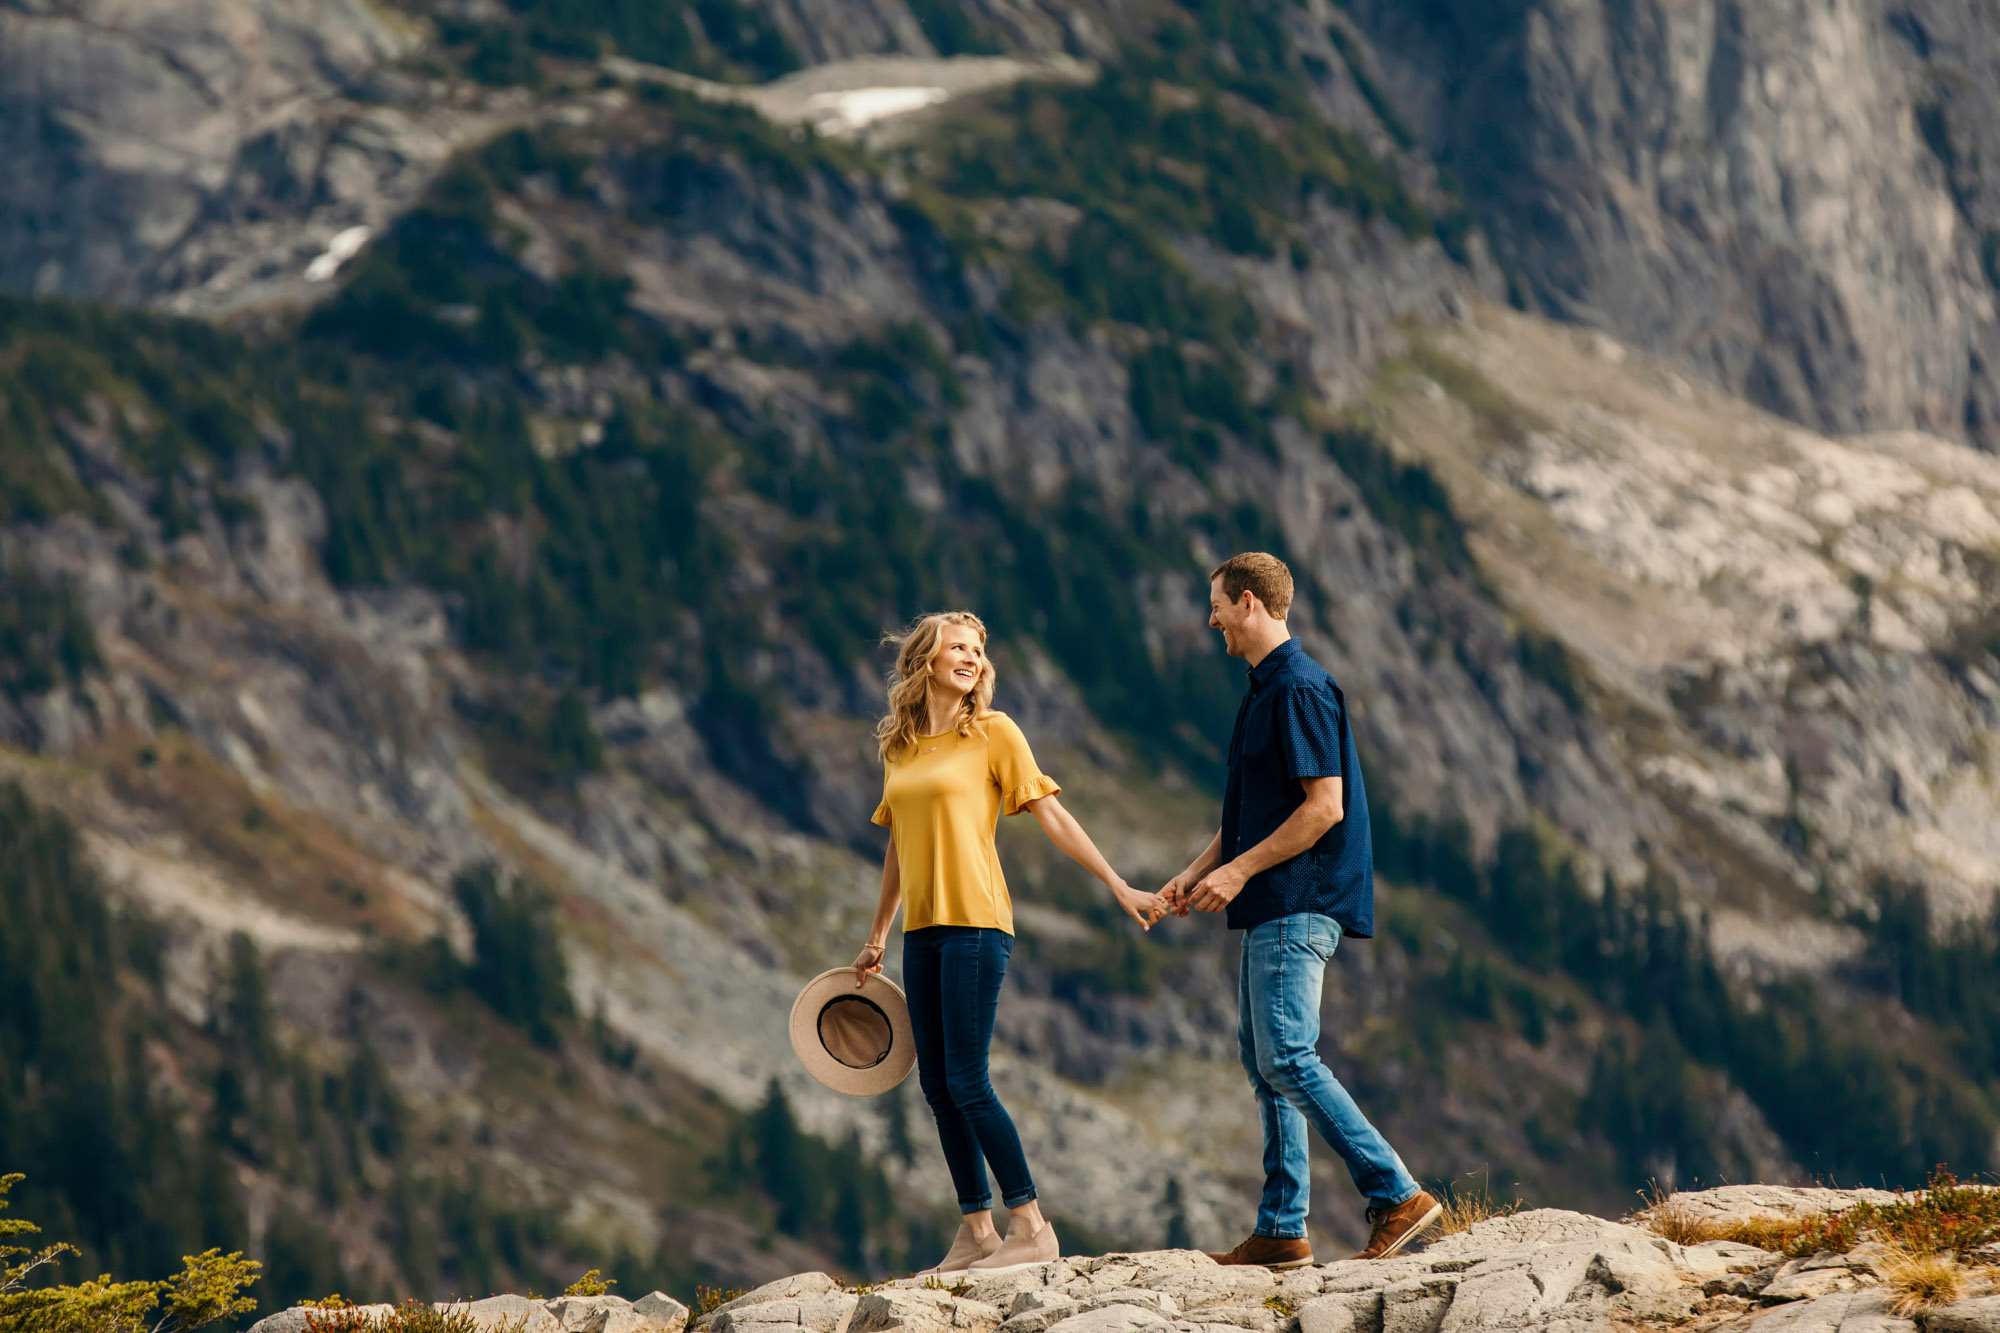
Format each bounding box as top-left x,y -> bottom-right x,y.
1206,1233 -> 1314,1269
1352,1190 -> 1443,1260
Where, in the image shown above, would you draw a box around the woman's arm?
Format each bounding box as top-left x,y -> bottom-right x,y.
1023,794 -> 1162,929
853,836 -> 902,985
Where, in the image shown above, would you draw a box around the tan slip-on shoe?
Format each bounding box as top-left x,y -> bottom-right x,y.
967,1218 -> 1060,1272
1205,1234 -> 1315,1269
916,1220 -> 1002,1276
1353,1190 -> 1443,1260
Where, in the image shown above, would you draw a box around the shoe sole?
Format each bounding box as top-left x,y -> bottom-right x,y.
965,1257 -> 1060,1275
1374,1202 -> 1445,1260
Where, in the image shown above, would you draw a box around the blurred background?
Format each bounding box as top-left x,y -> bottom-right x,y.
4,0 -> 2000,1318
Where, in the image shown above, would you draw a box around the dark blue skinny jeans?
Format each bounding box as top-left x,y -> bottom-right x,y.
902,925 -> 1037,1213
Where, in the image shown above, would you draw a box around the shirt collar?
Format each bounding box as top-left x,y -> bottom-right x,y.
1246,636 -> 1300,687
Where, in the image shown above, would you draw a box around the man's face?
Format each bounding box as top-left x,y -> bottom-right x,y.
1208,578 -> 1255,659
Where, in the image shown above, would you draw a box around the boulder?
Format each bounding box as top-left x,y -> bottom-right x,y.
1139,1270 -> 1283,1314
1760,1267 -> 1856,1304
634,1293 -> 694,1333
435,1296 -> 561,1333
250,1307 -> 396,1333
548,1296 -> 639,1333
703,1277 -> 857,1333
849,1288 -> 1003,1333
1178,1305 -> 1284,1333
996,1293 -> 1082,1333
1073,1292 -> 1180,1320
1379,1275 -> 1458,1333
1587,1251 -> 1698,1323
1295,1299 -> 1354,1333
1751,1292 -> 1913,1333
1043,1307 -> 1174,1333
708,1275 -> 848,1320
965,1267 -> 1075,1309
1930,1297 -> 2000,1333
1660,1188 -> 1900,1228
1434,1268 -> 1542,1333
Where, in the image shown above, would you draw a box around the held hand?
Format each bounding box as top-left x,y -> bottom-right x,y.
1112,881 -> 1163,931
853,942 -> 885,987
1161,873 -> 1194,918
1187,862 -> 1249,913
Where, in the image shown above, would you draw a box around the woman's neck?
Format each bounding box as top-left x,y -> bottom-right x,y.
924,686 -> 966,735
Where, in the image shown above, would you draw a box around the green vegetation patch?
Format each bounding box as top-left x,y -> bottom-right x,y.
0,565 -> 100,702
433,0 -> 795,86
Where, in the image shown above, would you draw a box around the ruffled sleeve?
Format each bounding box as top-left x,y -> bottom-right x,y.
985,713 -> 1062,815
871,761 -> 893,827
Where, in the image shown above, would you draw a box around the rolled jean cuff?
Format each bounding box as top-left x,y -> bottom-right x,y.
1001,1184 -> 1038,1208
1259,1227 -> 1308,1240
959,1194 -> 994,1214
1376,1183 -> 1423,1209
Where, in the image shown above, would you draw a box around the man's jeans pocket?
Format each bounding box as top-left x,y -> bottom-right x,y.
1306,913 -> 1343,961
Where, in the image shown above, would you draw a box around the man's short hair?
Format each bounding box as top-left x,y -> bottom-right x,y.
1210,552 -> 1293,618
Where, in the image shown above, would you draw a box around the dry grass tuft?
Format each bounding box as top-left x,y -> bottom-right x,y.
1432,1182 -> 1524,1237
1634,1185 -> 1857,1256
1881,1248 -> 1966,1316
1637,1189 -> 1727,1247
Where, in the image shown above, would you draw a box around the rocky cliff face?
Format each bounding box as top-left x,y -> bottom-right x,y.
1340,0 -> 2000,449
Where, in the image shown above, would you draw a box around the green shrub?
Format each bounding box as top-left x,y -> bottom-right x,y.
1,1174 -> 261,1333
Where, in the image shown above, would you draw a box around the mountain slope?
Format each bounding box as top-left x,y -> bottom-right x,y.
3,0 -> 1999,1315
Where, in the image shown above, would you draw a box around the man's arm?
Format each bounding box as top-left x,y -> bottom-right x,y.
1184,776 -> 1343,913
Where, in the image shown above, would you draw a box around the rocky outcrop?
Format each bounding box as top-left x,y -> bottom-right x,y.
1340,0 -> 2000,450
248,1292 -> 691,1333
249,1193 -> 1995,1333
0,0 -> 501,314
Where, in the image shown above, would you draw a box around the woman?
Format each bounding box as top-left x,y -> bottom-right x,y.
853,611 -> 1162,1274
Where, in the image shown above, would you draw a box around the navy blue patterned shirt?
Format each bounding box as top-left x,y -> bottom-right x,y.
1220,637 -> 1374,936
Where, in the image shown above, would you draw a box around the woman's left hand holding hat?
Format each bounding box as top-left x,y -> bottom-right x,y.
852,940 -> 885,987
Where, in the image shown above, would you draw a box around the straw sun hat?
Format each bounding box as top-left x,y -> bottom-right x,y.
789,967 -> 917,1096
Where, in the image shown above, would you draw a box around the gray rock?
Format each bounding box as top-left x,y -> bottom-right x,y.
1705,1267 -> 1782,1299
1074,1292 -> 1180,1321
711,1296 -> 860,1333
1929,1296 -> 2000,1333
1140,1271 -> 1285,1314
706,1277 -> 848,1323
966,1269 -> 1077,1310
1043,1309 -> 1174,1333
1760,1267 -> 1857,1304
633,1294 -> 693,1333
250,1309 -> 398,1333
849,1289 -> 1003,1333
548,1296 -> 638,1333
1751,1291 -> 1913,1333
1179,1306 -> 1284,1333
435,1296 -> 562,1333
1378,1275 -> 1458,1333
1294,1299 -> 1354,1333
997,1296 -> 1084,1333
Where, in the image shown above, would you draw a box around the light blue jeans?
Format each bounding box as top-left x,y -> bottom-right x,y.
1238,912 -> 1421,1237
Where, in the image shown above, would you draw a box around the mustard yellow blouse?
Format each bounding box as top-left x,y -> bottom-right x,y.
871,711 -> 1059,935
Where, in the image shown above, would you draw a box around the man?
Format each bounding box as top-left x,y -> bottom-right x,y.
1162,552 -> 1440,1267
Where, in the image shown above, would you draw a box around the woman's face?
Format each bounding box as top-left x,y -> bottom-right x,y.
929,624 -> 985,698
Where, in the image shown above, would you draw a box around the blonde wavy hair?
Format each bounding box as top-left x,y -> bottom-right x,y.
876,611 -> 996,762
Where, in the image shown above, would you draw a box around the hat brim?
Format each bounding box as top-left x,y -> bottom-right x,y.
789,967 -> 917,1097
